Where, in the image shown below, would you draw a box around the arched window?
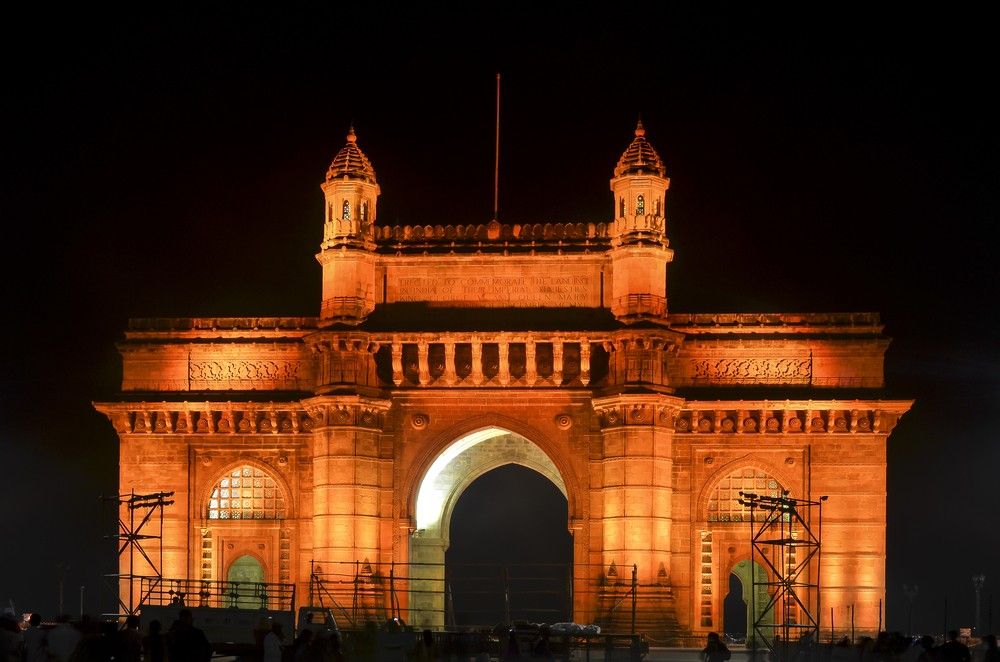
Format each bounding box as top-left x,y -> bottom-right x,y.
342,200 -> 351,220
361,201 -> 368,222
655,198 -> 662,216
636,195 -> 645,215
619,197 -> 625,217
707,467 -> 783,522
208,466 -> 286,520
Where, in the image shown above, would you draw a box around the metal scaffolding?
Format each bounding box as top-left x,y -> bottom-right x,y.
737,490 -> 827,661
101,490 -> 175,617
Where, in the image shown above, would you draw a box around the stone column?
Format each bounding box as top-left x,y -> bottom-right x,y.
443,342 -> 457,385
591,394 -> 682,636
552,340 -> 564,384
498,340 -> 510,386
391,341 -> 403,386
580,341 -> 591,386
471,340 -> 484,386
307,396 -> 392,619
417,341 -> 430,386
525,340 -> 537,385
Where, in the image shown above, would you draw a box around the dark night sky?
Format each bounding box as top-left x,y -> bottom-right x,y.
2,4 -> 997,635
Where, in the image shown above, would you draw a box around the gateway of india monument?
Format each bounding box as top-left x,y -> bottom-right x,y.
96,121 -> 911,642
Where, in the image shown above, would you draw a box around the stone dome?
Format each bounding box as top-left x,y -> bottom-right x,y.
614,120 -> 666,178
325,127 -> 377,184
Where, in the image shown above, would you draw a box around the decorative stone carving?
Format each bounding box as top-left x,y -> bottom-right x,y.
554,413 -> 573,430
765,417 -> 780,432
720,417 -> 736,433
188,359 -> 301,387
411,413 -> 430,430
691,357 -> 811,384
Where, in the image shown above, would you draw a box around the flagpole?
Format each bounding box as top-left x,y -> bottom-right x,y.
494,72 -> 501,223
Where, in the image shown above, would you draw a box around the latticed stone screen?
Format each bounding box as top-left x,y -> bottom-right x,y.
707,468 -> 783,522
208,466 -> 286,520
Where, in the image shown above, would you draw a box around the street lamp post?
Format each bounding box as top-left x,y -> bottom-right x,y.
972,574 -> 986,633
903,584 -> 919,637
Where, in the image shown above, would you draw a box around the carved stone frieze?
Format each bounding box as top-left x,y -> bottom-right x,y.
690,357 -> 811,384
188,359 -> 302,389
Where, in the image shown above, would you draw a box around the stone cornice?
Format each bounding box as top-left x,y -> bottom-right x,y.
590,397 -> 912,433
669,312 -> 884,335
93,401 -> 311,435
674,399 -> 913,435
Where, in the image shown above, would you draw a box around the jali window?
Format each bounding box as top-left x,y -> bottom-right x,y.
636,194 -> 645,215
208,466 -> 286,520
707,468 -> 783,522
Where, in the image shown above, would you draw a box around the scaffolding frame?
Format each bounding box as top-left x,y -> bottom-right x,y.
737,490 -> 827,661
101,490 -> 175,617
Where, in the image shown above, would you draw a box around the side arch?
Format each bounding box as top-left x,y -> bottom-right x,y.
198,458 -> 294,521
695,455 -> 798,522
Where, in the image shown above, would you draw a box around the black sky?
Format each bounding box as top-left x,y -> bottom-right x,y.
1,4 -> 997,635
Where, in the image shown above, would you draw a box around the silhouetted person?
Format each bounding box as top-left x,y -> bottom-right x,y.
411,629 -> 439,662
914,635 -> 936,662
532,625 -> 552,660
938,631 -> 971,662
167,608 -> 211,662
292,627 -> 314,662
141,619 -> 167,662
702,632 -> 732,662
264,620 -> 284,662
22,613 -> 48,662
982,635 -> 998,662
0,610 -> 21,662
47,614 -> 81,662
115,614 -> 142,662
503,628 -> 520,660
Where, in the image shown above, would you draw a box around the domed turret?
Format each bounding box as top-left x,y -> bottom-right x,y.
610,120 -> 670,242
317,127 -> 381,325
325,127 -> 378,184
607,121 -> 673,322
613,120 -> 667,178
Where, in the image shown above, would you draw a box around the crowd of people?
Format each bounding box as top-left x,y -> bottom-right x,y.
698,629 -> 1000,662
0,610 -> 214,662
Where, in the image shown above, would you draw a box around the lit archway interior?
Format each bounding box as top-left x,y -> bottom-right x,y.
409,427 -> 568,629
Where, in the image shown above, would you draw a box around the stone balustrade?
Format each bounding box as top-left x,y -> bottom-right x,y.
372,334 -> 607,388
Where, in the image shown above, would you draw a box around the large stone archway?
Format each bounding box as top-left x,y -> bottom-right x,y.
98,124 -> 912,640
408,426 -> 569,629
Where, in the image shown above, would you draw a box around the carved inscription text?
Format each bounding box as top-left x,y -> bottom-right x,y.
393,274 -> 597,307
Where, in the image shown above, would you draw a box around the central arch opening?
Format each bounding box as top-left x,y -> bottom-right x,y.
446,464 -> 573,627
409,427 -> 573,630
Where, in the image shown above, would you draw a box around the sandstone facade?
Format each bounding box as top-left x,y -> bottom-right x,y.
96,123 -> 910,640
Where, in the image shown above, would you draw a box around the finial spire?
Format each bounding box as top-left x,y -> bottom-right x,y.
346,125 -> 357,143
635,117 -> 645,137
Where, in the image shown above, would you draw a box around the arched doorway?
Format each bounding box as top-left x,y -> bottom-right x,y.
445,464 -> 572,627
409,427 -> 570,629
227,554 -> 266,609
728,559 -> 773,645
